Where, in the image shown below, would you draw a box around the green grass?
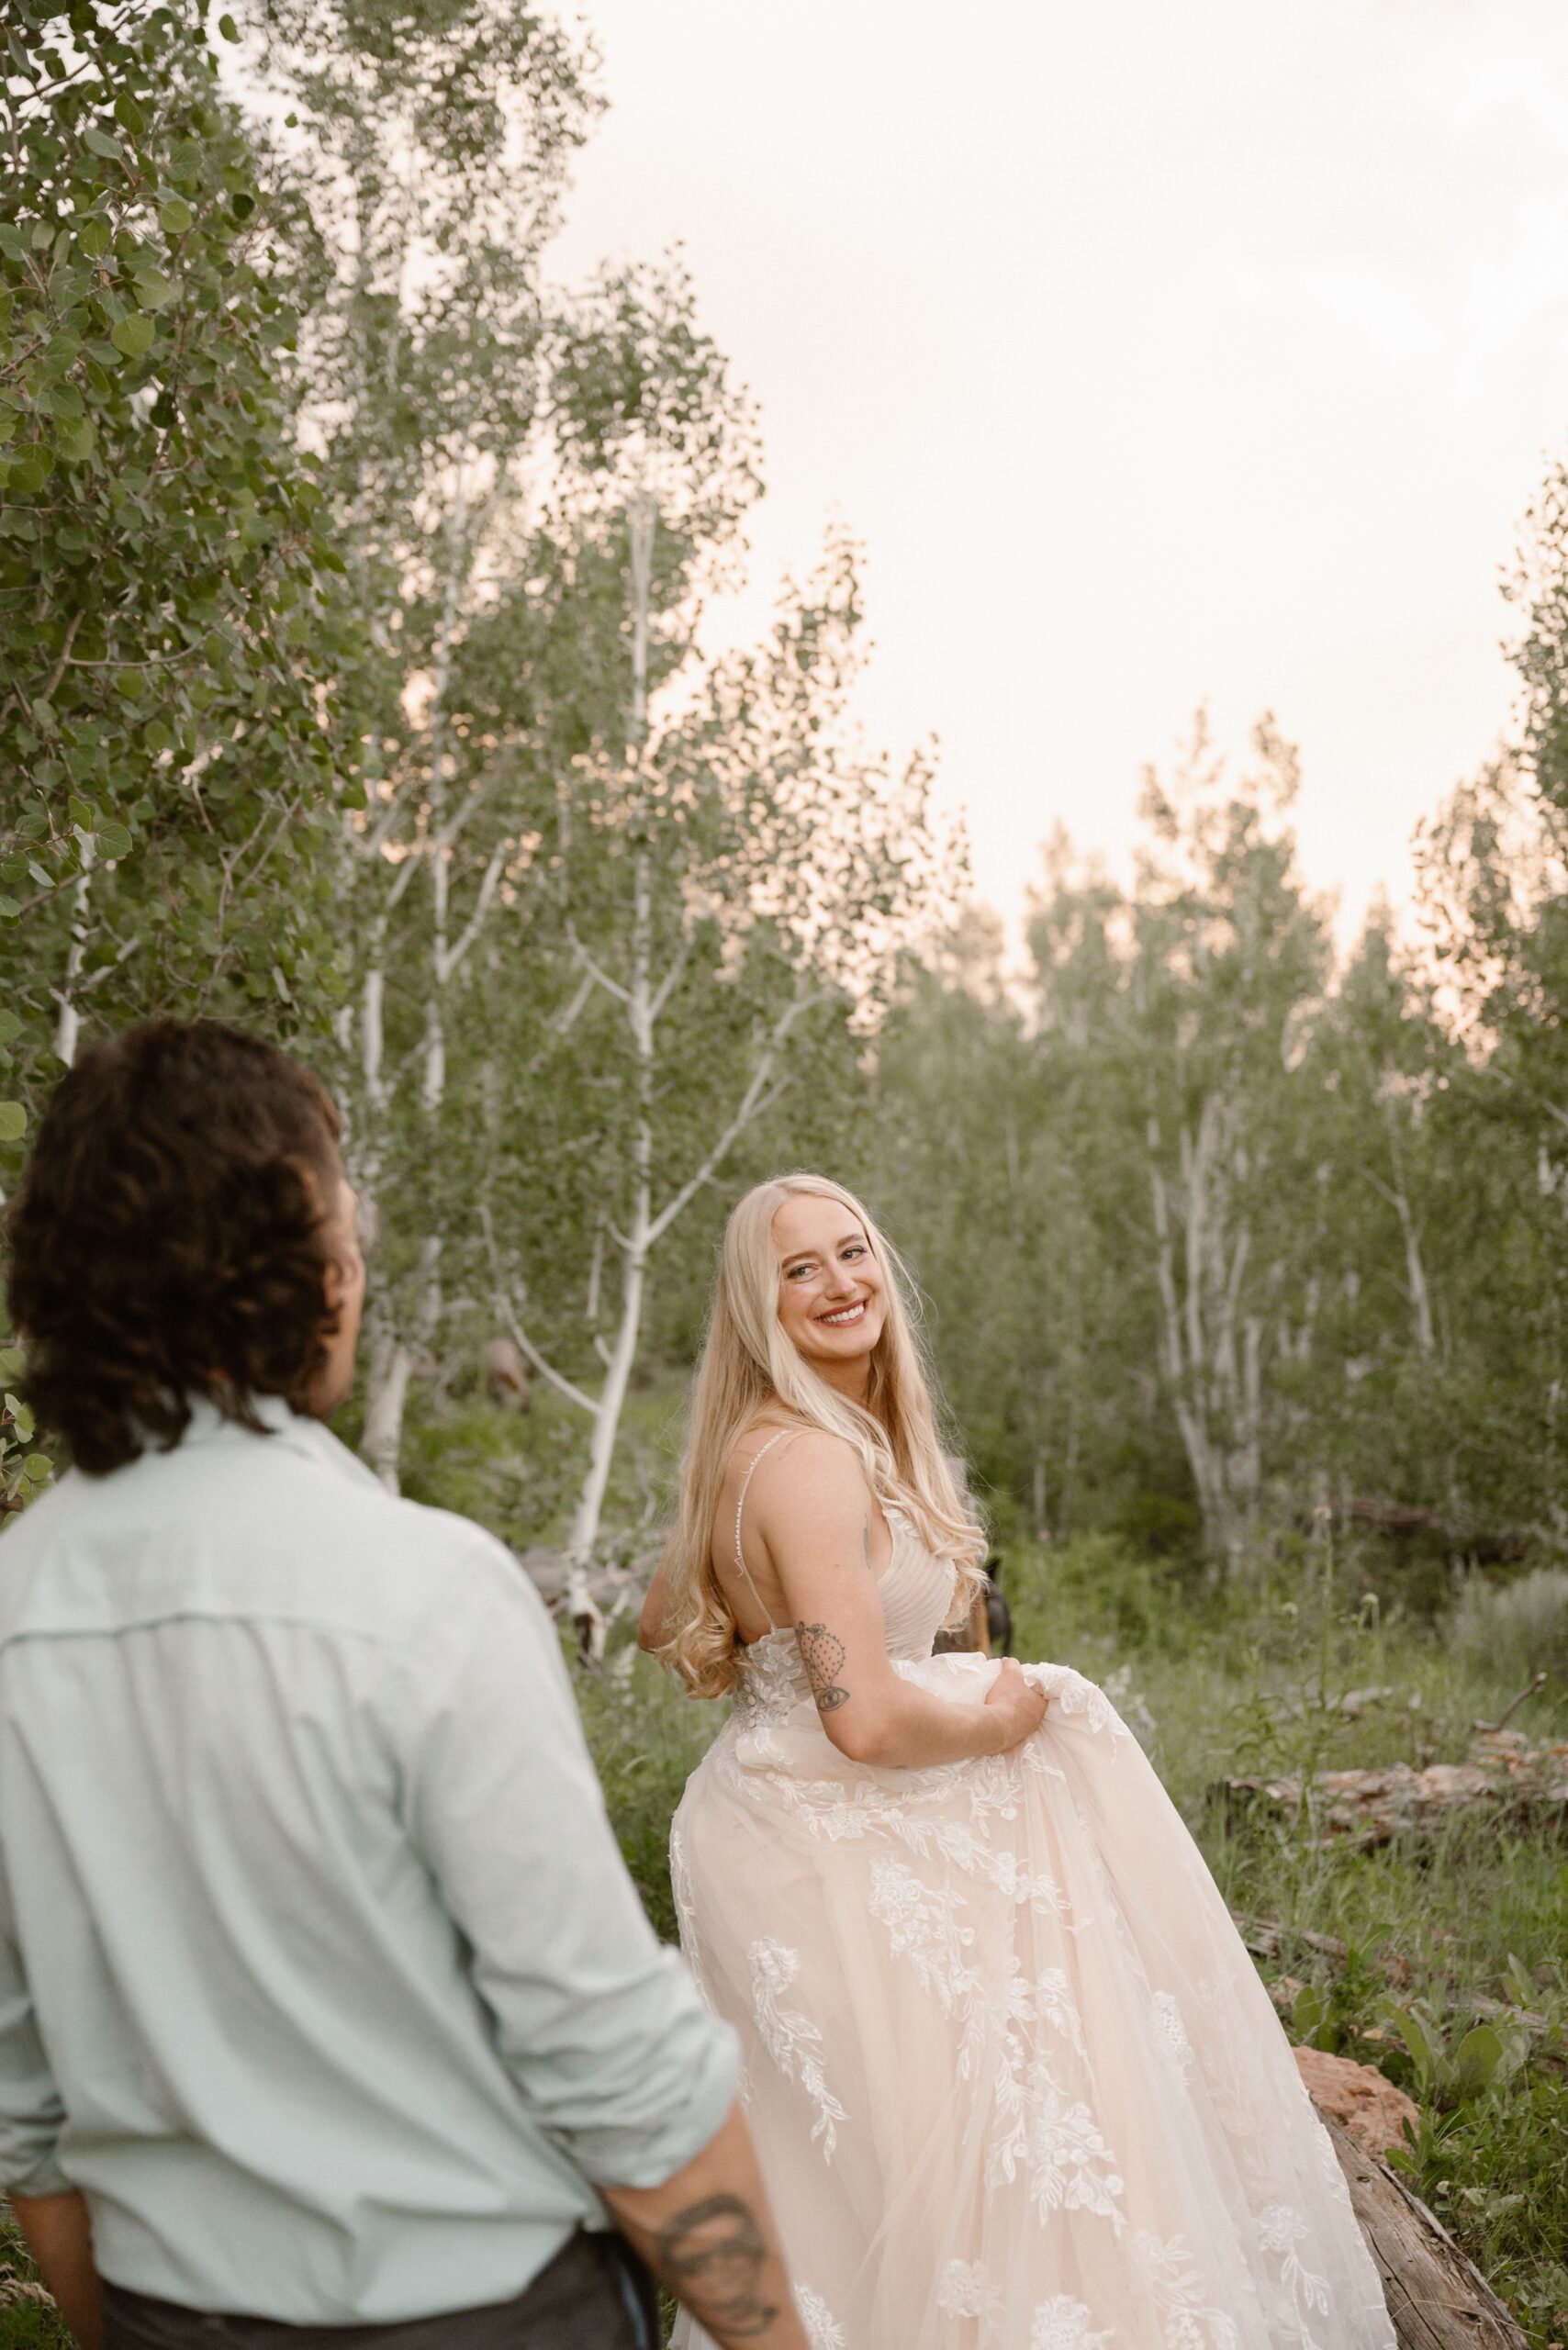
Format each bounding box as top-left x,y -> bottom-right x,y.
0,2214 -> 67,2350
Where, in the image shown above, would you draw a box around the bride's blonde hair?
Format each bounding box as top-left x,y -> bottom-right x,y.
655,1172 -> 987,1698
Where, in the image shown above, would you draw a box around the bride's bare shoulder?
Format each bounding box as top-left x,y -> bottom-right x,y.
732,1422 -> 869,1535
726,1416 -> 853,1473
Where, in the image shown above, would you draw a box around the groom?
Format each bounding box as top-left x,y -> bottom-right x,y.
0,1022 -> 807,2350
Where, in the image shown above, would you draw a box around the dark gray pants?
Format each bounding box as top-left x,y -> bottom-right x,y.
102,2233 -> 659,2350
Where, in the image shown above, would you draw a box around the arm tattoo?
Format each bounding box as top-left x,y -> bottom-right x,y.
796,1620 -> 851,1713
652,2191 -> 779,2338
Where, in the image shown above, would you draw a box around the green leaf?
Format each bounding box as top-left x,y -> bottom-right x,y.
82,127 -> 125,163
110,312 -> 156,361
22,1454 -> 51,1483
1291,1984 -> 1328,2038
78,217 -> 111,258
218,12 -> 240,39
0,1106 -> 25,1142
159,199 -> 194,237
0,1348 -> 21,1380
0,1013 -> 21,1047
169,140 -> 203,185
1454,2022 -> 1504,2098
133,269 -> 177,312
1504,1954 -> 1536,2010
1385,2006 -> 1437,2087
95,821 -> 132,861
3,1395 -> 34,1441
57,418 -> 95,464
114,94 -> 148,138
10,447 -> 53,493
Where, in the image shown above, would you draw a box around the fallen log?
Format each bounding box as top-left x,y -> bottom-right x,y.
1218,1729 -> 1568,1847
1317,2111 -> 1527,2348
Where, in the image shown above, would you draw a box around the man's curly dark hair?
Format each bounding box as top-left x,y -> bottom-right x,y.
6,1022 -> 345,1476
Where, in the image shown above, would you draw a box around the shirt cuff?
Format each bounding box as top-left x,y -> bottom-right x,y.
566,2012 -> 741,2191
2,2146 -> 73,2200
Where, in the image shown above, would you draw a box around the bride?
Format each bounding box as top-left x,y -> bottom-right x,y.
640,1173 -> 1394,2350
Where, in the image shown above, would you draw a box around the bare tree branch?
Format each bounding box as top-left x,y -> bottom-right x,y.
566,921 -> 631,1004
479,1203 -> 598,1416
649,930 -> 693,1023
645,991 -> 819,1249
436,837 -> 509,982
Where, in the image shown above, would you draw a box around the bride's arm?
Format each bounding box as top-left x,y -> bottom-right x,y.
755,1436 -> 1047,1770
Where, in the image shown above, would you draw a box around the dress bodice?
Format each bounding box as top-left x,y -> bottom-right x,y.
731,1512 -> 958,1727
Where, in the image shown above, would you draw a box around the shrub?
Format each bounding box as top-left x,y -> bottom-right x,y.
1450,1566 -> 1568,1690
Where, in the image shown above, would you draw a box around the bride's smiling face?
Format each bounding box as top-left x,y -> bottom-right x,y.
771,1193 -> 887,1389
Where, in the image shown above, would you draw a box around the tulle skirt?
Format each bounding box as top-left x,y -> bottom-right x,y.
669,1651 -> 1394,2350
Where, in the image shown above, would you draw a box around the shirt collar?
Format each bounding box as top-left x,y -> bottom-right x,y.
169,1393 -> 384,1494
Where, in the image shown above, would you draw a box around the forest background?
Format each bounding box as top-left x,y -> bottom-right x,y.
4,0 -> 1568,2338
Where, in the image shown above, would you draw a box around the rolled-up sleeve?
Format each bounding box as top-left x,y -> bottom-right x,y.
402,1537 -> 738,2188
0,1857 -> 70,2199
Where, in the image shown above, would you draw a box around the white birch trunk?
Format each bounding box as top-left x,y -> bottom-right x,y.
360,1235 -> 442,1494
422,466 -> 466,1120
1149,1091 -> 1262,1570
567,1209 -> 649,1571
1383,1098 -> 1436,1358
360,1312 -> 414,1495
53,853 -> 93,1069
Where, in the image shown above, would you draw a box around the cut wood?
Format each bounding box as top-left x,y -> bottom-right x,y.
1293,2045 -> 1418,2159
1218,1729 -> 1568,1847
1317,2111 -> 1527,2348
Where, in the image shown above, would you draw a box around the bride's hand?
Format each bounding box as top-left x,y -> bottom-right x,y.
981,1659 -> 1049,1751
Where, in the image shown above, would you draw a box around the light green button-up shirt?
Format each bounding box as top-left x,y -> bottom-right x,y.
0,1399 -> 736,2322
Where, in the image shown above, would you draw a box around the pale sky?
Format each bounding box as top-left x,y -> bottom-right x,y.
546,0 -> 1568,944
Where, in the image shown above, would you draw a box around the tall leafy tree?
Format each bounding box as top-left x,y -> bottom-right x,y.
1,0 -> 357,1507
247,0 -> 605,1478
481,530 -> 949,1638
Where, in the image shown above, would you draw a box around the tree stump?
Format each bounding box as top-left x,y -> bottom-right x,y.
1319,2112 -> 1528,2347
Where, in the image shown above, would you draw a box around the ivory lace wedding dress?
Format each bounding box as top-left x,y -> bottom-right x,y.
669,1447 -> 1395,2350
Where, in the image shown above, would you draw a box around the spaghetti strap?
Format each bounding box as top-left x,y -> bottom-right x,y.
732,1429 -> 801,1632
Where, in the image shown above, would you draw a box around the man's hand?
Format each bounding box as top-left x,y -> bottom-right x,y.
600,2100 -> 809,2349
8,2190 -> 102,2350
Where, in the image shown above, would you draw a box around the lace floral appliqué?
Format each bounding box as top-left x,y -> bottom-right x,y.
1032,2298 -> 1115,2350
748,1939 -> 848,2158
793,2282 -> 846,2349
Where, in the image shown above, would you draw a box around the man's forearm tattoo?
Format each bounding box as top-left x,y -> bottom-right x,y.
653,2191 -> 778,2338
796,1620 -> 850,1713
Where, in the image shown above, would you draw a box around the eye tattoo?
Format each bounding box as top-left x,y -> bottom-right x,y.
653,2193 -> 778,2338
796,1620 -> 851,1713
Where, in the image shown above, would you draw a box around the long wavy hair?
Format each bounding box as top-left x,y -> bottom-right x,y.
655,1173 -> 987,1698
